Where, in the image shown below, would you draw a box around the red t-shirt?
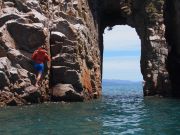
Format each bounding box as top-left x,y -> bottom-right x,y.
32,48 -> 50,64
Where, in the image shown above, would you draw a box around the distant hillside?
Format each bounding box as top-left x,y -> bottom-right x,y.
102,79 -> 141,86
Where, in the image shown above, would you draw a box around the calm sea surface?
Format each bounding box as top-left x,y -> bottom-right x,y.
0,82 -> 180,135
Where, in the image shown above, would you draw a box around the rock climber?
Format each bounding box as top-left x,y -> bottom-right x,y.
32,46 -> 50,87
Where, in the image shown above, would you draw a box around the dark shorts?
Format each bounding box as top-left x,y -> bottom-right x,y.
34,63 -> 44,73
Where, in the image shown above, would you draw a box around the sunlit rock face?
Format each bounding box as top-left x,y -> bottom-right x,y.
0,0 -> 179,106
0,0 -> 49,106
0,0 -> 101,106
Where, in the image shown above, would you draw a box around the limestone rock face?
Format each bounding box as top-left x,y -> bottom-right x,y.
0,0 -> 180,106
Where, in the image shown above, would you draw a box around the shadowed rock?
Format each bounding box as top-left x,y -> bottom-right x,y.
21,85 -> 41,103
0,71 -> 10,89
51,83 -> 84,102
0,13 -> 20,27
7,22 -> 47,51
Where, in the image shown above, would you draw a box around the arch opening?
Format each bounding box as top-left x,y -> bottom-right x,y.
102,25 -> 142,81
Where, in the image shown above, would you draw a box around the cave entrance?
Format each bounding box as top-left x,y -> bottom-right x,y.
102,25 -> 143,91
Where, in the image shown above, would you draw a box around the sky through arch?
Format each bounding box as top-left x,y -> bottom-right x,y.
103,25 -> 143,81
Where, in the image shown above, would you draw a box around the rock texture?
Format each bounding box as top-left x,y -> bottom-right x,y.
165,0 -> 180,97
0,0 -> 101,106
51,83 -> 84,102
0,0 -> 50,106
0,0 -> 179,106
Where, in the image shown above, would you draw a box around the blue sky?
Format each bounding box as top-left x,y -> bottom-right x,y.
103,25 -> 143,81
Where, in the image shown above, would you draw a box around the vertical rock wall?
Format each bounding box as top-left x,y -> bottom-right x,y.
134,0 -> 171,96
48,0 -> 101,101
165,0 -> 180,97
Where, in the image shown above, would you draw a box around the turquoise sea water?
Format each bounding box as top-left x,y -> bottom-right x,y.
0,82 -> 180,135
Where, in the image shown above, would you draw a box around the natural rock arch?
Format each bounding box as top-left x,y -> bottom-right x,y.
90,0 -> 171,97
95,0 -> 180,97
49,0 -> 174,99
0,0 -> 180,106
